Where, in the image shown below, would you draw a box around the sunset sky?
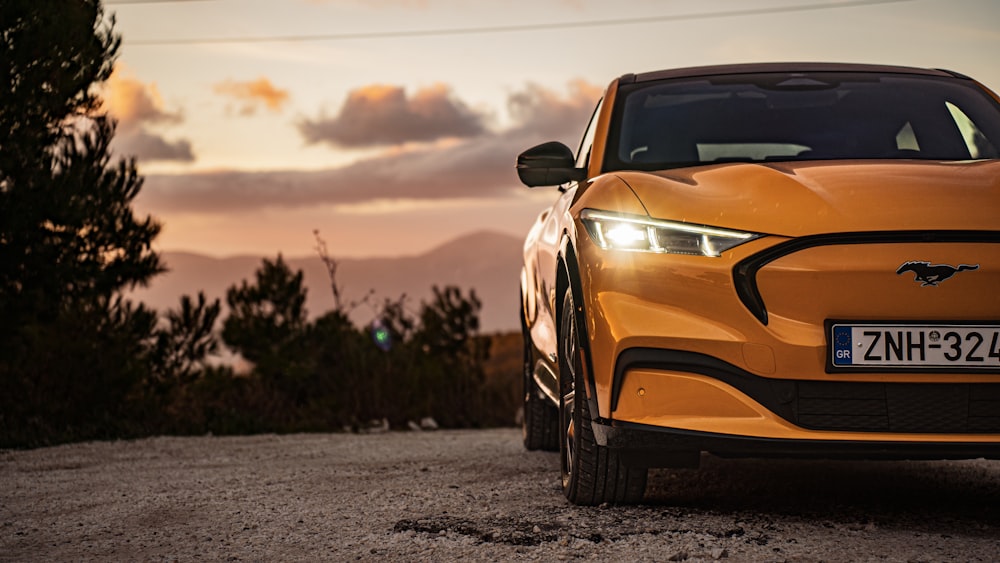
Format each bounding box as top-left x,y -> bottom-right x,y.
103,0 -> 1000,259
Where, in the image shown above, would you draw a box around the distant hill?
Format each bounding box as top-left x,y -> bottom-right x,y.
131,231 -> 524,333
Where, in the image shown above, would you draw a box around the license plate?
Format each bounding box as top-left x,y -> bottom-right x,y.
830,323 -> 1000,370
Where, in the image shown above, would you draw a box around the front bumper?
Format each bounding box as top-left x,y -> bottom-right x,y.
612,349 -> 1000,434
603,349 -> 1000,466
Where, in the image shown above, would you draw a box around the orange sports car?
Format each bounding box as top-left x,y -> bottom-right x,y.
516,63 -> 1000,505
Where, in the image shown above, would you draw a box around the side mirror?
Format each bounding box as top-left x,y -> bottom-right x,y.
516,141 -> 586,187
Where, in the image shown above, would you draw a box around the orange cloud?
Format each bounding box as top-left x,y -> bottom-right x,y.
214,78 -> 290,115
103,66 -> 181,132
102,65 -> 193,163
299,83 -> 486,148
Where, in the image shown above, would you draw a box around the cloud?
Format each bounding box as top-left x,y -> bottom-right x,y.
298,84 -> 487,148
140,80 -> 599,211
116,130 -> 195,163
140,137 -> 519,213
104,66 -> 182,132
103,65 -> 195,163
214,77 -> 291,115
507,79 -> 603,140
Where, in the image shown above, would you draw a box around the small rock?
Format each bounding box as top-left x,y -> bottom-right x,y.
668,551 -> 689,562
420,417 -> 439,430
365,418 -> 390,433
533,525 -> 541,534
711,547 -> 728,559
407,421 -> 421,431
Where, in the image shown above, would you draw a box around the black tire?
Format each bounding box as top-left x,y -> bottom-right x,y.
559,288 -> 647,505
522,308 -> 559,452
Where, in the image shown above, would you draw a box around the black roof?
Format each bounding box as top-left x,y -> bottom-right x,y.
621,62 -> 966,84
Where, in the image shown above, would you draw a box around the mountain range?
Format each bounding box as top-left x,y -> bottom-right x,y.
131,231 -> 524,333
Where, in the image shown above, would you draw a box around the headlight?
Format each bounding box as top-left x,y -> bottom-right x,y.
580,209 -> 759,257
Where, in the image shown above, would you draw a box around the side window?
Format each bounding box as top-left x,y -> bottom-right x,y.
946,102 -> 999,158
575,99 -> 603,169
895,122 -> 920,151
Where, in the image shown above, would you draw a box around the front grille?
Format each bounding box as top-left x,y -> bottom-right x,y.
794,382 -> 1000,433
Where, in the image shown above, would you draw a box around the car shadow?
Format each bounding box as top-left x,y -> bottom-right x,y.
642,455 -> 1000,534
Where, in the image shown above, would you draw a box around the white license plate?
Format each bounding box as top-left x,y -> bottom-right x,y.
831,323 -> 1000,369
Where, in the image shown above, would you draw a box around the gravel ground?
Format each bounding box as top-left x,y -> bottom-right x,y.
2,428 -> 1000,562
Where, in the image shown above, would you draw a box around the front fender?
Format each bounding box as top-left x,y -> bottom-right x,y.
559,175 -> 649,419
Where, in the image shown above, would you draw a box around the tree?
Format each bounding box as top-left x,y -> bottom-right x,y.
412,286 -> 491,426
0,1 -> 164,446
150,292 -> 222,388
222,256 -> 309,383
415,286 -> 484,357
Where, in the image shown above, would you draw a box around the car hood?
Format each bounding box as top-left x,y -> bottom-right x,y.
615,160 -> 1000,237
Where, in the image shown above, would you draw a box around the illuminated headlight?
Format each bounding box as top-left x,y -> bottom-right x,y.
580,209 -> 759,257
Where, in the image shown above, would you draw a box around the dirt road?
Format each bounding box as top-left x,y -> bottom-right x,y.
3,429 -> 999,561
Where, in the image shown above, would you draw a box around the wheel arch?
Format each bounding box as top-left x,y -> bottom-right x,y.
556,232 -> 603,421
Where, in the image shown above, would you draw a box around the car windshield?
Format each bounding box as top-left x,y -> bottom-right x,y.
606,72 -> 1000,171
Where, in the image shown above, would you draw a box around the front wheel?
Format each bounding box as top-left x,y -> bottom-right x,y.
559,288 -> 647,505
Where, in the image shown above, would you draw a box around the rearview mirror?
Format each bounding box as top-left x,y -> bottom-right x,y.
516,141 -> 586,187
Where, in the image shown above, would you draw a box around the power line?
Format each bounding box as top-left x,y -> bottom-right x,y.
125,0 -> 915,46
108,0 -> 213,4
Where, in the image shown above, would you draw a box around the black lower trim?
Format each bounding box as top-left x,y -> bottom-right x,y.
611,349 -> 1000,434
592,421 -> 1000,468
611,349 -> 796,417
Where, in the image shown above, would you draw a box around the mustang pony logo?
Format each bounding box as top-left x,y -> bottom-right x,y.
896,261 -> 979,286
